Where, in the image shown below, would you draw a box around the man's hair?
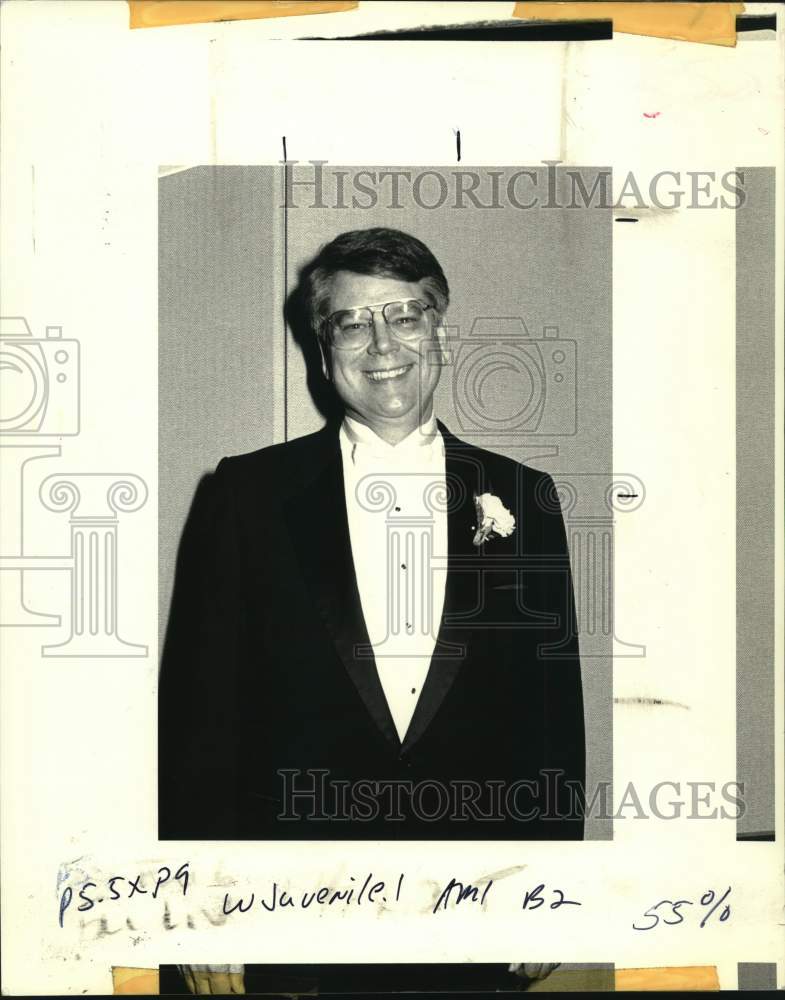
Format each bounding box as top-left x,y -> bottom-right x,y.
300,227 -> 450,338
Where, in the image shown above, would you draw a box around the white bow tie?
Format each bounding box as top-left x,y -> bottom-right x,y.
349,438 -> 442,469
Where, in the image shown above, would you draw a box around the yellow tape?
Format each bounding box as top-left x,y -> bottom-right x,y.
616,965 -> 720,991
111,967 -> 159,994
129,0 -> 357,29
514,2 -> 744,46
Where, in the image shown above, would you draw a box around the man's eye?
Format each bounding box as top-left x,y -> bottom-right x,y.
341,322 -> 370,334
393,316 -> 417,327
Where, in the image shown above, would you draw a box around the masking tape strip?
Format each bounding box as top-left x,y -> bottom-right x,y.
111,967 -> 159,994
514,2 -> 744,47
615,965 -> 720,991
128,1 -> 357,30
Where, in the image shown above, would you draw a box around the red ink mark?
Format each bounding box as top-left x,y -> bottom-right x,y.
643,112 -> 661,119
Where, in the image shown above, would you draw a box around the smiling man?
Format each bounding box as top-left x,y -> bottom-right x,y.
159,227 -> 584,843
316,267 -> 444,442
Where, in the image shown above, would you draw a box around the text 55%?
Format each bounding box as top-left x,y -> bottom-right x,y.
633,887 -> 731,931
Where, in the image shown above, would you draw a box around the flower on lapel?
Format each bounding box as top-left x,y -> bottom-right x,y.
472,492 -> 516,546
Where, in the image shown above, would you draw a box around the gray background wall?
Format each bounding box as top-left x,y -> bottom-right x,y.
158,166 -> 280,654
735,167 -> 776,840
159,165 -> 615,837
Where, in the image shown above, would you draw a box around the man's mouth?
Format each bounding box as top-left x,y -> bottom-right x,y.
364,364 -> 414,383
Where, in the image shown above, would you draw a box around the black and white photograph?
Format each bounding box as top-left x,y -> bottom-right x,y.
157,164 -> 614,845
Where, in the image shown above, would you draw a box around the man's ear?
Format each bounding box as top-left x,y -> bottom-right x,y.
317,337 -> 331,381
434,315 -> 449,364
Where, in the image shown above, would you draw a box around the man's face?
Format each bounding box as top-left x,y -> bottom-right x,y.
321,270 -> 445,438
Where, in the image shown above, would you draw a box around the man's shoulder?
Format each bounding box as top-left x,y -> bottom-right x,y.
439,423 -> 553,490
213,426 -> 335,490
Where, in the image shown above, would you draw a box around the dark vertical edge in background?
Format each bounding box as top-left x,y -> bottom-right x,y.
737,963 -> 778,991
735,167 -> 776,842
157,174 -> 163,658
282,144 -> 289,441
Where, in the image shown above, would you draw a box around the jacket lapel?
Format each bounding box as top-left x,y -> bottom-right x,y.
284,422 -> 490,757
283,427 -> 400,750
400,423 -> 486,754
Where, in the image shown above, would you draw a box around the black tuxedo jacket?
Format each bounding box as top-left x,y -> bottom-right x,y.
159,422 -> 585,840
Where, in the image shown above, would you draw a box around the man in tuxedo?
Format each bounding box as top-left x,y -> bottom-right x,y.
159,226 -> 585,994
159,226 -> 584,843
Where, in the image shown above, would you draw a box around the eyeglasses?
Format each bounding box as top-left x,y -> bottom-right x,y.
323,299 -> 434,350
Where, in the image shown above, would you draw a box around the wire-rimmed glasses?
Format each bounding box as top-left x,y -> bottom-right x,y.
323,299 -> 434,350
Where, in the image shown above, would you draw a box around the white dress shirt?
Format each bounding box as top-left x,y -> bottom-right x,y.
339,415 -> 448,742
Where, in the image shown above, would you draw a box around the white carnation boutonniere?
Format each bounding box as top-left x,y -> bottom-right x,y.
472,492 -> 516,547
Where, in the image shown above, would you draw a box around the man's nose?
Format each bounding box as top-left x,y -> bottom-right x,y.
368,312 -> 398,355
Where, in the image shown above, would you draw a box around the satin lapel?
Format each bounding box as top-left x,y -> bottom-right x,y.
283,430 -> 399,750
401,423 -> 485,755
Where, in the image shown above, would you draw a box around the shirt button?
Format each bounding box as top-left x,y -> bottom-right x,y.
394,506 -> 401,512
401,563 -> 407,570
